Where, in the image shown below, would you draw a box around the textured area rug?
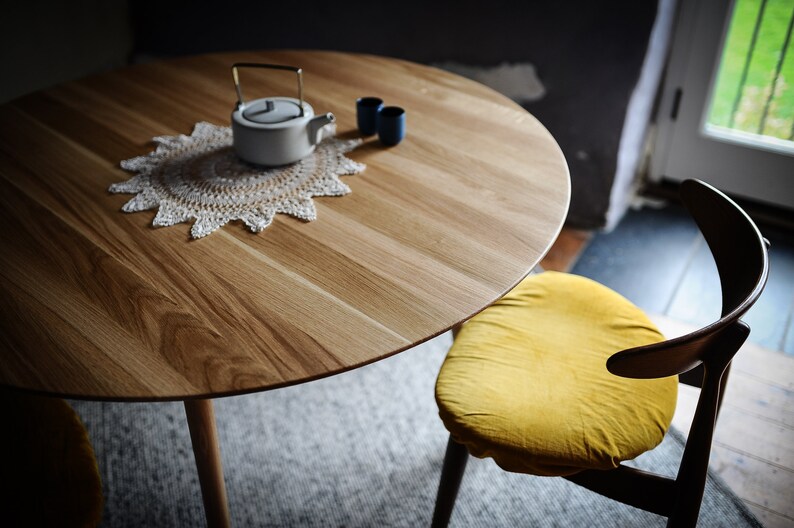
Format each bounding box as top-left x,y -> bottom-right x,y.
71,333 -> 761,527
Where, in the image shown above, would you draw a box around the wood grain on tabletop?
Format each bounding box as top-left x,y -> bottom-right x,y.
0,51 -> 570,401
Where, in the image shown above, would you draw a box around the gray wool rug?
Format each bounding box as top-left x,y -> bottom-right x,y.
71,332 -> 761,527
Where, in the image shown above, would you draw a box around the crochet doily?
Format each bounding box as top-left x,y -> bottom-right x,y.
109,122 -> 365,238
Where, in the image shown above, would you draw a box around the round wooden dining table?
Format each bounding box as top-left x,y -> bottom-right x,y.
0,50 -> 569,527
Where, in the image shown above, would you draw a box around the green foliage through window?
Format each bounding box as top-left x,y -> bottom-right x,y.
707,0 -> 794,141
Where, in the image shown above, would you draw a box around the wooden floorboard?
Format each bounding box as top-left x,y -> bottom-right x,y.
741,227 -> 794,353
747,504 -> 794,528
755,225 -> 794,355
786,324 -> 794,358
539,228 -> 591,273
572,204 -> 794,354
665,234 -> 721,326
570,205 -> 700,314
656,315 -> 794,527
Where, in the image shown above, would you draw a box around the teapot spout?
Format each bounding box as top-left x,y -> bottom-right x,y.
308,113 -> 336,145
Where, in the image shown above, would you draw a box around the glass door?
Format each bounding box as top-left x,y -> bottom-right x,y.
652,0 -> 794,209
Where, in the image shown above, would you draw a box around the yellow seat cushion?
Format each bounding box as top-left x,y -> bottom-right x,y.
435,271 -> 678,477
1,392 -> 103,527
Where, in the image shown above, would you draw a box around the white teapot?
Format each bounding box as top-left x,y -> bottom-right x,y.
231,63 -> 335,166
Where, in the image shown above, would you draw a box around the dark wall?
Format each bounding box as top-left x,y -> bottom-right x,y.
0,1 -> 132,104
132,1 -> 658,228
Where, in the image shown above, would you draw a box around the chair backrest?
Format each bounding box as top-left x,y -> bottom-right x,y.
606,179 -> 769,381
565,180 -> 769,526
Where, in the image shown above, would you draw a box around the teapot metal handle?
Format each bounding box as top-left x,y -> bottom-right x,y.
231,63 -> 305,117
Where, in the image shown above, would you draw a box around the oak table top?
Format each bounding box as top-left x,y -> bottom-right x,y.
0,50 -> 569,402
0,51 -> 569,527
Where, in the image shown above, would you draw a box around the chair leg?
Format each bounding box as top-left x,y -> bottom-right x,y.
431,436 -> 469,528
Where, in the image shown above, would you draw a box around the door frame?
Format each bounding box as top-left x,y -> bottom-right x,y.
650,0 -> 794,210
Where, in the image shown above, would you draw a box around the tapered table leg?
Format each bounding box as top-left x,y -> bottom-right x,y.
184,399 -> 231,528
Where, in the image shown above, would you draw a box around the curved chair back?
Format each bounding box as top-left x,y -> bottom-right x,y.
564,179 -> 770,527
606,179 -> 769,380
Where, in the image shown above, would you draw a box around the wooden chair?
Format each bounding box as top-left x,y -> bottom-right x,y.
431,179 -> 769,527
0,391 -> 104,527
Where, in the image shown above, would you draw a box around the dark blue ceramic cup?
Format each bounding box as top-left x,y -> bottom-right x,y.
356,97 -> 384,135
378,106 -> 406,146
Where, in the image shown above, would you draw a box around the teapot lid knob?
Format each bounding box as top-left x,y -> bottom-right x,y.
242,98 -> 303,124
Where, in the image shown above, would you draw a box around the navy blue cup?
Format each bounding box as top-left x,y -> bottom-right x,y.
378,106 -> 406,146
356,97 -> 384,135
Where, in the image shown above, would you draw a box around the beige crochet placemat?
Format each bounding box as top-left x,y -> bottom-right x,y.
109,122 -> 365,238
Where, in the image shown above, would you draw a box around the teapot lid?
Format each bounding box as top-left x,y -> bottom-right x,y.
242,98 -> 302,124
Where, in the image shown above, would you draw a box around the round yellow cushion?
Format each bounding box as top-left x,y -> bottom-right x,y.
435,271 -> 678,477
1,392 -> 103,527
